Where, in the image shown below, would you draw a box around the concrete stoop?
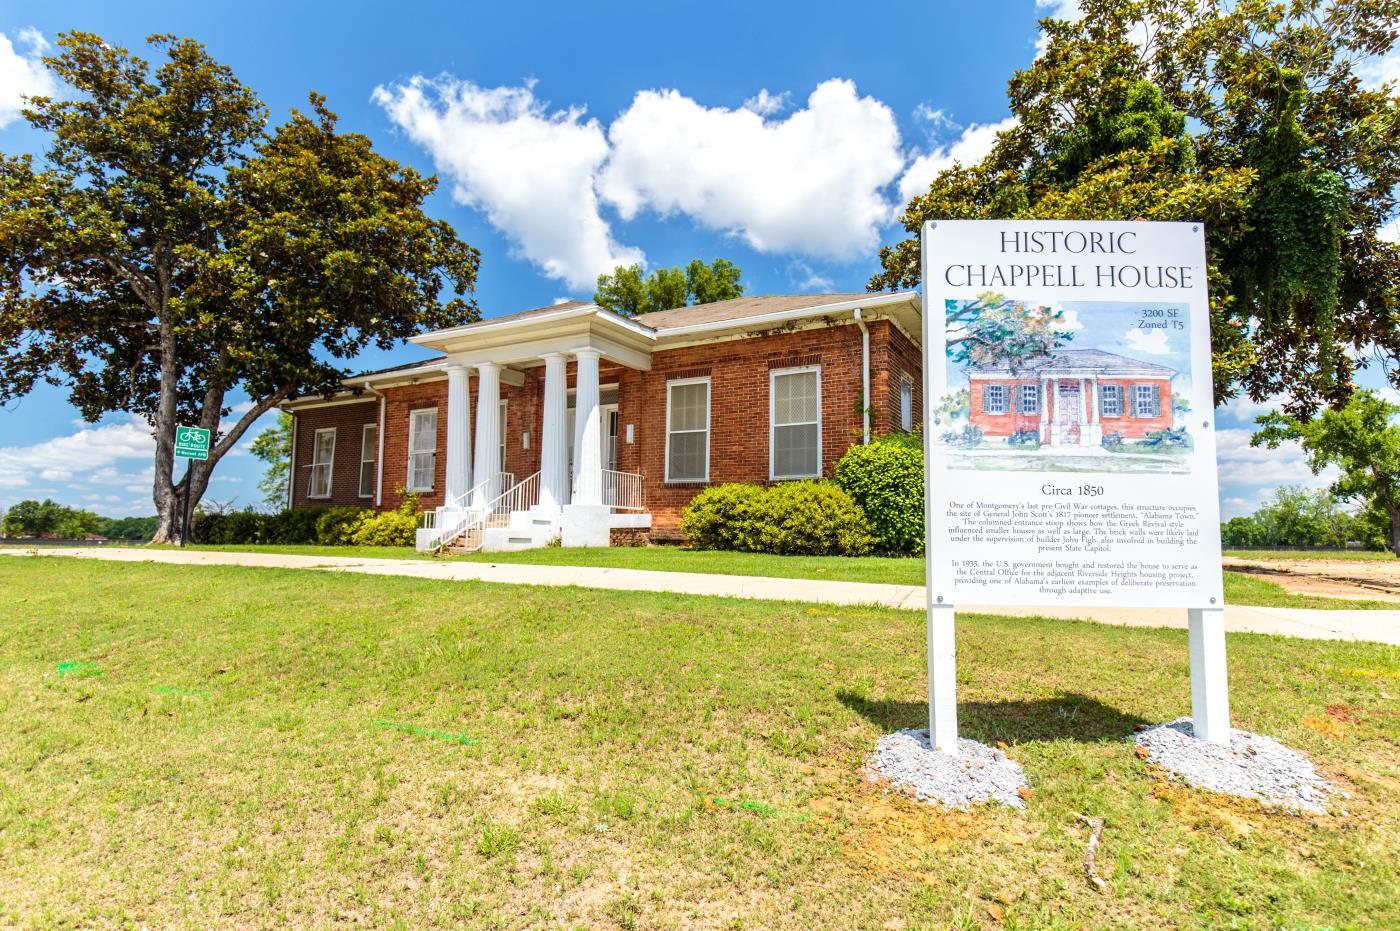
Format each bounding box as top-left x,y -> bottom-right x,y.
477,504 -> 652,553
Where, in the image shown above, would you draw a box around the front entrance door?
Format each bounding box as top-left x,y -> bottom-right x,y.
1055,380 -> 1082,444
601,404 -> 618,471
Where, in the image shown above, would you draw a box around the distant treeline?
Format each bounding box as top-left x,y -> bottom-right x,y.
1221,485 -> 1388,551
0,499 -> 157,542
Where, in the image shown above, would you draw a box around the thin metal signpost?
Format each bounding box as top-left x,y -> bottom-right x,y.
174,426 -> 210,547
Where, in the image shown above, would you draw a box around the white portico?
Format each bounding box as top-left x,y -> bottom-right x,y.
412,302 -> 654,552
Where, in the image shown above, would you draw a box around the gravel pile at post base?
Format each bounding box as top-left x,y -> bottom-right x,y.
1134,718 -> 1334,813
866,729 -> 1029,810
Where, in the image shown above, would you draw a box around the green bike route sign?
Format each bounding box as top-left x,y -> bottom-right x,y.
175,426 -> 210,460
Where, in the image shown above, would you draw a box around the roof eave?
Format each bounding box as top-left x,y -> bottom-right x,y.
653,290 -> 921,338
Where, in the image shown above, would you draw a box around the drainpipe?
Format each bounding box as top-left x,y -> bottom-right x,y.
286,411 -> 297,511
375,393 -> 386,508
854,307 -> 871,444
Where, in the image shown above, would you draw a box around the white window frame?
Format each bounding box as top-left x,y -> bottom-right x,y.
769,365 -> 823,481
1100,384 -> 1124,418
1133,383 -> 1160,418
308,428 -> 336,499
900,376 -> 914,432
358,424 -> 377,499
982,383 -> 1008,415
498,399 -> 508,473
406,407 -> 437,492
1018,384 -> 1040,415
664,376 -> 711,483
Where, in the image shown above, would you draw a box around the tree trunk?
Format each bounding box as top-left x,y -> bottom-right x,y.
1389,505 -> 1400,559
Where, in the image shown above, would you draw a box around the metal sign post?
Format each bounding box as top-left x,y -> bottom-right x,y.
175,426 -> 210,547
920,219 -> 1230,751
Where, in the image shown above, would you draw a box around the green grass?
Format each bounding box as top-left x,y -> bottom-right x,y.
1,557 -> 1398,929
24,541 -> 1397,609
1225,549 -> 1397,561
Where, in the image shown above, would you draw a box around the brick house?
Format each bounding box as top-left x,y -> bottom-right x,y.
966,348 -> 1175,447
283,292 -> 923,550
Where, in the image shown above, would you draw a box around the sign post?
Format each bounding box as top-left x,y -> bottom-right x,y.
175,426 -> 210,547
921,220 -> 1228,748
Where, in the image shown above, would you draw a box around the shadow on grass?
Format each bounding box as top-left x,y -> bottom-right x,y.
837,690 -> 1149,745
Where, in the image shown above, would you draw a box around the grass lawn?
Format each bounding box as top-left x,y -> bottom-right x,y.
15,542 -> 1396,609
2,558 -> 1398,929
1225,549 -> 1397,562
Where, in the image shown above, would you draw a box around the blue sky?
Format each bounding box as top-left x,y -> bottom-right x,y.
1,1 -> 1396,518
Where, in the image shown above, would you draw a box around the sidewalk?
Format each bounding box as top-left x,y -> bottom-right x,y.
8,546 -> 1399,646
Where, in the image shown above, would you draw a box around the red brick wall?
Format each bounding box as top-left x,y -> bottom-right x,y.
968,377 -> 1173,439
872,319 -> 922,436
289,400 -> 380,508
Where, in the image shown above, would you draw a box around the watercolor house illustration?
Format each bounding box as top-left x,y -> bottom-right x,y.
967,349 -> 1176,447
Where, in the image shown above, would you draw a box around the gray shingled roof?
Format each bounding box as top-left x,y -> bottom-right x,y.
634,293 -> 872,330
970,348 -> 1176,376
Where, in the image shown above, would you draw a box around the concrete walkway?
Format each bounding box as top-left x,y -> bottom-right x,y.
7,546 -> 1400,646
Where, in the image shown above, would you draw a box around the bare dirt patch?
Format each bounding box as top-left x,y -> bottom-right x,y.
1224,556 -> 1400,602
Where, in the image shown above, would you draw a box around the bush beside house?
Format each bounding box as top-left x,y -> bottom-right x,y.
681,481 -> 874,556
833,434 -> 924,555
192,493 -> 419,547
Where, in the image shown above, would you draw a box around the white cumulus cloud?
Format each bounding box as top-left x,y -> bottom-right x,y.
742,89 -> 789,117
897,117 -> 1016,202
0,28 -> 56,128
1215,427 -> 1339,489
372,77 -> 642,290
1122,324 -> 1172,355
599,79 -> 905,261
0,418 -> 153,489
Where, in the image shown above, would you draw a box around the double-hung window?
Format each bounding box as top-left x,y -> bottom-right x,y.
1018,384 -> 1040,415
900,376 -> 914,432
665,378 -> 710,482
358,424 -> 378,498
1133,384 -> 1160,418
407,408 -> 437,492
308,428 -> 335,499
770,366 -> 821,479
1100,385 -> 1124,418
982,384 -> 1008,414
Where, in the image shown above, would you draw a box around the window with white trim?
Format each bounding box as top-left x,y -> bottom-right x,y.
407,408 -> 437,492
1100,385 -> 1124,417
900,376 -> 914,432
498,399 -> 508,472
1018,384 -> 1040,415
1133,384 -> 1160,418
770,366 -> 821,479
982,384 -> 1007,414
665,378 -> 709,482
358,424 -> 377,498
308,428 -> 335,499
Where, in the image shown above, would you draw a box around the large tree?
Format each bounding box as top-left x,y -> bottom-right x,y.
250,411 -> 293,509
594,257 -> 743,317
1255,391 -> 1400,555
0,33 -> 479,543
873,0 -> 1400,415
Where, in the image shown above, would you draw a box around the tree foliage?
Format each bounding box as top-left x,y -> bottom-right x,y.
1255,390 -> 1400,554
594,258 -> 743,317
873,0 -> 1400,413
0,33 -> 480,543
251,411 -> 293,509
945,291 -> 1074,367
1,499 -> 156,540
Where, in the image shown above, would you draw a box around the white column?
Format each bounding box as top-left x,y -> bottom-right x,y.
572,349 -> 602,505
1039,377 -> 1050,443
444,364 -> 472,506
928,603 -> 958,755
1188,608 -> 1230,744
1086,375 -> 1102,446
472,362 -> 502,506
539,352 -> 569,510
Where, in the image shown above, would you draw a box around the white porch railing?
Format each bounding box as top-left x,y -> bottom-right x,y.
600,469 -> 645,511
421,471 -> 541,553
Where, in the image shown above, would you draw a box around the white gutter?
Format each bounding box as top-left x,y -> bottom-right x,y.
408,303 -> 658,346
854,308 -> 871,444
374,394 -> 386,508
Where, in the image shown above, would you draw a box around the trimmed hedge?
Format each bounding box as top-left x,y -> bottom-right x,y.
681,480 -> 874,556
834,436 -> 924,555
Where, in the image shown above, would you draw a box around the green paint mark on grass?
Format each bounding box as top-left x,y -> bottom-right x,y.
154,685 -> 211,698
55,661 -> 100,678
710,796 -> 811,822
371,719 -> 479,746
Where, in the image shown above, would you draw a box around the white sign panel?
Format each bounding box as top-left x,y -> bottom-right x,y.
922,220 -> 1224,609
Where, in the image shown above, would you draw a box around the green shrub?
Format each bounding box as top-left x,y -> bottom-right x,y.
315,506 -> 369,545
191,509 -> 269,544
834,438 -> 925,555
744,481 -> 875,556
680,481 -> 873,556
680,483 -> 765,550
262,507 -> 324,544
347,510 -> 416,547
